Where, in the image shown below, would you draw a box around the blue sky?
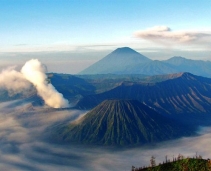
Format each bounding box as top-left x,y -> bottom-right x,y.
0,0 -> 211,73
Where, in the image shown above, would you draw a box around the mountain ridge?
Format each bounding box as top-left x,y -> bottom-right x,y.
75,72 -> 211,120
79,47 -> 211,77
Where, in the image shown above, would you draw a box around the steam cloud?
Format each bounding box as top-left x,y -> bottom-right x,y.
0,59 -> 69,108
0,67 -> 32,94
21,59 -> 69,108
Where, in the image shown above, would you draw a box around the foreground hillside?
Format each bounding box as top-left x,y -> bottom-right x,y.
133,158 -> 211,171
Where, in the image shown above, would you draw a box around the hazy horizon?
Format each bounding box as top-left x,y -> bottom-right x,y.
1,0 -> 211,74
1,47 -> 211,74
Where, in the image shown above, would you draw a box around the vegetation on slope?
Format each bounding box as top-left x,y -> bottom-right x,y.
133,155 -> 211,171
51,100 -> 195,146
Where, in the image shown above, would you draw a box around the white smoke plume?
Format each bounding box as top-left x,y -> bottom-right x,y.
21,59 -> 69,108
0,59 -> 69,108
0,66 -> 32,94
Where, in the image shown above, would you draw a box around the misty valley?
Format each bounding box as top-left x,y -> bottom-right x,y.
1,47 -> 211,170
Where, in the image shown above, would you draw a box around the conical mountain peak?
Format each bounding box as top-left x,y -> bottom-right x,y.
112,47 -> 140,54
54,99 -> 194,146
79,47 -> 151,74
78,47 -> 211,76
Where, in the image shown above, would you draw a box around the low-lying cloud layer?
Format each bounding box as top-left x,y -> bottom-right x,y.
134,26 -> 211,46
0,59 -> 69,108
0,99 -> 211,171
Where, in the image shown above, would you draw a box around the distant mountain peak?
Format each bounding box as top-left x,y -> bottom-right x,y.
171,56 -> 186,59
113,47 -> 138,53
165,56 -> 192,63
78,47 -> 151,75
118,47 -> 131,49
79,47 -> 211,77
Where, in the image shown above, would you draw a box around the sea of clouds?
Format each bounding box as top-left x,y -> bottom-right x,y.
0,99 -> 211,171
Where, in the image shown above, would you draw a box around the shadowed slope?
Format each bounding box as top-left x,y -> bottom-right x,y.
76,73 -> 211,117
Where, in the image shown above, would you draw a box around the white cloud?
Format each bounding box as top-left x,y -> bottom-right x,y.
134,26 -> 211,46
0,67 -> 32,94
0,59 -> 69,108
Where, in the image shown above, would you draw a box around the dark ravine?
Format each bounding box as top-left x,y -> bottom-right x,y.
51,100 -> 195,146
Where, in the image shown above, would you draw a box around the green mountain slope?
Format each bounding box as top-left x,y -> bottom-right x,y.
51,100 -> 195,146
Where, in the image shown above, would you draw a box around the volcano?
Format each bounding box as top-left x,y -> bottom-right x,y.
78,47 -> 151,74
53,100 -> 195,146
